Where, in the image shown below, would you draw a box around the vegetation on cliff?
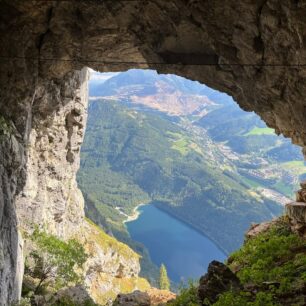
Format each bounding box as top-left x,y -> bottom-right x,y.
167,281 -> 199,306
21,229 -> 92,305
81,219 -> 151,305
85,218 -> 141,261
20,221 -> 150,305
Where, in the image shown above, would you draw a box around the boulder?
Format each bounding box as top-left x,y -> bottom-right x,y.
49,285 -> 95,305
286,202 -> 306,224
246,220 -> 276,239
114,291 -> 151,306
296,189 -> 306,203
286,202 -> 306,236
198,261 -> 241,305
300,180 -> 306,190
114,288 -> 176,306
146,288 -> 176,305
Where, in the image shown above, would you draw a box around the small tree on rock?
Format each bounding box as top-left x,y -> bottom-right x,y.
159,263 -> 170,290
25,228 -> 88,294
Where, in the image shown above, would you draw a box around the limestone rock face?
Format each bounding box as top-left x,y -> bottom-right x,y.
0,111 -> 26,303
2,0 -> 306,304
15,68 -> 89,239
10,64 -> 147,305
78,220 -> 150,305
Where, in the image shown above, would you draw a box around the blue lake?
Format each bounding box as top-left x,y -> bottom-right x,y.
126,203 -> 226,282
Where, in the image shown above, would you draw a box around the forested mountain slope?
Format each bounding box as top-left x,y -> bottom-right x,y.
78,69 -> 305,284
78,101 -> 282,253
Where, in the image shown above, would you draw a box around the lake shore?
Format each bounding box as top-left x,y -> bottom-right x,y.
152,202 -> 230,256
124,201 -> 229,256
126,203 -> 227,282
123,203 -> 148,223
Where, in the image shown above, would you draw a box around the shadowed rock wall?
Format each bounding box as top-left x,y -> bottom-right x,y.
1,0 -> 306,304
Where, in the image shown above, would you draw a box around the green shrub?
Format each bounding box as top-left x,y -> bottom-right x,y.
24,229 -> 88,294
228,219 -> 306,294
51,296 -> 97,306
168,281 -> 200,306
212,291 -> 248,306
171,219 -> 306,306
213,291 -> 278,306
12,297 -> 31,306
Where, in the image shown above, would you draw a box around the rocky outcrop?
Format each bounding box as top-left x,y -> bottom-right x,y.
15,68 -> 89,239
286,202 -> 306,232
114,288 -> 176,306
198,261 -> 242,305
78,220 -> 150,305
195,217 -> 306,306
246,220 -> 277,239
114,291 -> 151,306
2,0 -> 306,304
286,180 -> 306,236
50,285 -> 95,305
21,218 -> 150,305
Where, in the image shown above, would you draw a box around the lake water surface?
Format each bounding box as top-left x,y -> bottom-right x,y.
126,203 -> 226,282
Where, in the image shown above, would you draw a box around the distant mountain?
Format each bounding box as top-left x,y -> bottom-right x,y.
79,69 -> 305,284
89,69 -> 226,116
94,69 -> 305,192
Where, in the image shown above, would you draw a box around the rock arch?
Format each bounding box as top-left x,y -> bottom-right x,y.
1,0 -> 306,304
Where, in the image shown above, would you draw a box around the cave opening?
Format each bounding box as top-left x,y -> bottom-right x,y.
2,1 -> 306,304
76,68 -> 305,288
